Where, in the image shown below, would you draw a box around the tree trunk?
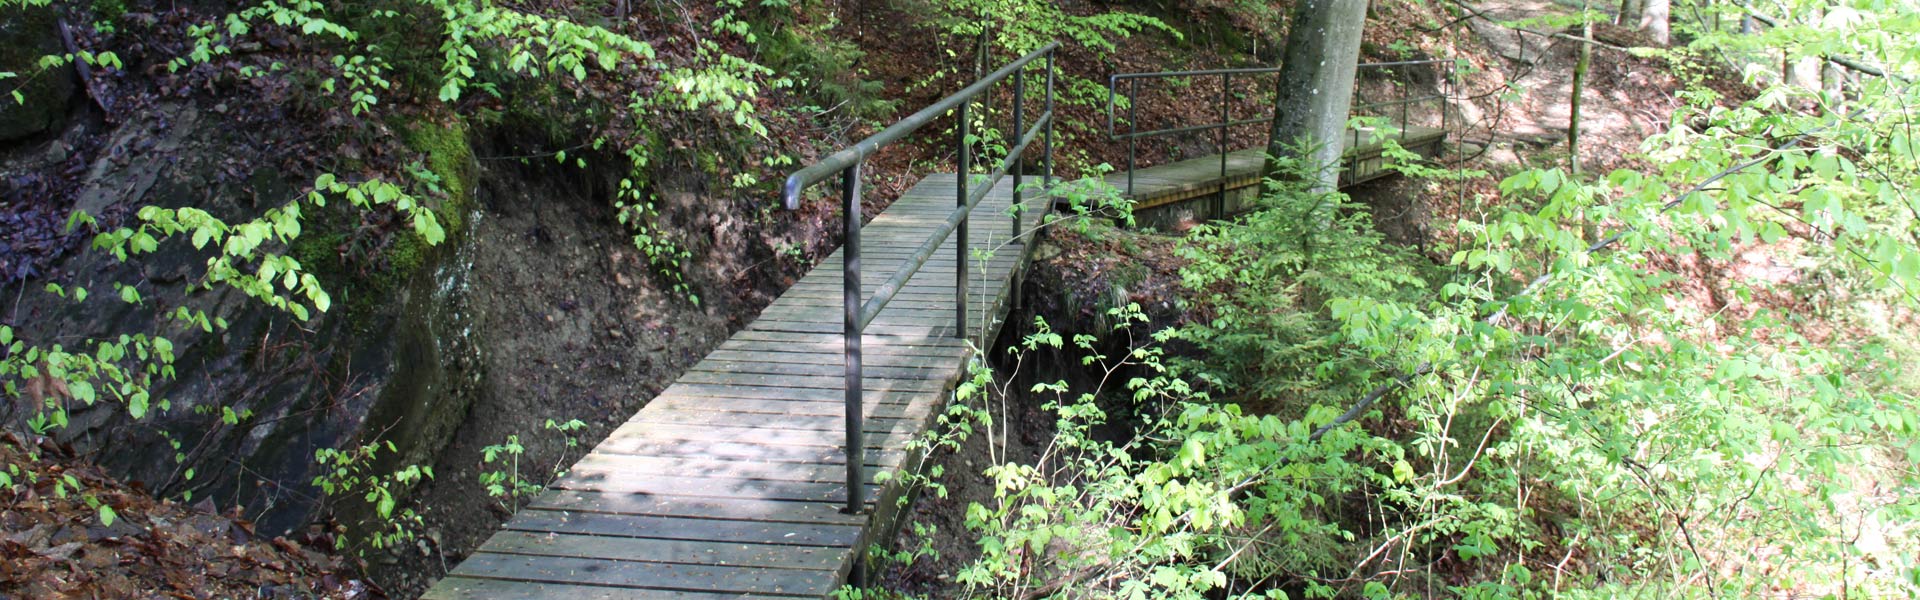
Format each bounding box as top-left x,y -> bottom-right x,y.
1639,0 -> 1670,45
1571,2 -> 1595,241
1617,0 -> 1641,25
1570,6 -> 1590,176
1263,0 -> 1371,192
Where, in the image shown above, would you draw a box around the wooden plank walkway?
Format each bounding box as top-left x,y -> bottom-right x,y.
424,174 -> 1044,599
1110,124 -> 1447,209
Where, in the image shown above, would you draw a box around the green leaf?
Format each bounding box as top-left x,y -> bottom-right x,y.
98,505 -> 116,527
1759,221 -> 1787,244
1392,460 -> 1415,483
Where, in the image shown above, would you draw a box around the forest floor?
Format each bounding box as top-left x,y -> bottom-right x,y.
0,433 -> 367,598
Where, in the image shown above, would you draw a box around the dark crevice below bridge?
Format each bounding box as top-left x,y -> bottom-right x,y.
424,45 -> 1453,599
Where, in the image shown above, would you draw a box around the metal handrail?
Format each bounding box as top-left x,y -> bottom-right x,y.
1106,58 -> 1457,202
780,42 -> 1059,515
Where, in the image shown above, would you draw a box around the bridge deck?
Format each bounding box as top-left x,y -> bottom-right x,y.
1111,124 -> 1447,209
425,174 -> 1043,599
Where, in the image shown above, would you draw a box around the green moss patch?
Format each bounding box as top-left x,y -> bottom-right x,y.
291,116 -> 477,325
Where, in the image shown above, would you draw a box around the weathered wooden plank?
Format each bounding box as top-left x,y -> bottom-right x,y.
502,509 -> 861,547
728,329 -> 968,346
481,531 -> 845,571
634,408 -> 928,435
747,320 -> 956,337
786,271 -> 1017,286
450,552 -> 835,596
593,436 -> 907,468
715,338 -> 967,358
551,470 -> 882,503
528,490 -> 862,525
806,257 -> 1022,270
607,422 -> 920,451
688,358 -> 947,380
755,297 -> 964,311
562,454 -> 894,485
775,284 -> 1010,301
674,371 -> 950,391
424,576 -> 812,600
644,394 -> 933,419
771,290 -> 986,305
702,349 -> 954,369
654,383 -> 934,404
748,312 -> 986,332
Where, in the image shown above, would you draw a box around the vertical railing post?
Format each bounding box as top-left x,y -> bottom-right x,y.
1127,77 -> 1139,198
1011,67 -> 1025,239
955,101 -> 970,338
841,163 -> 865,516
1044,50 -> 1056,203
1444,62 -> 1454,156
1399,70 -> 1410,145
1217,72 -> 1230,218
1449,61 -> 1462,164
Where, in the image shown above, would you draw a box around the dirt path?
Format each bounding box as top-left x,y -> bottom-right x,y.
1455,0 -> 1682,173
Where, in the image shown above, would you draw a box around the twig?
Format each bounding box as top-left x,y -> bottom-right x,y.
56,16 -> 112,115
1737,8 -> 1907,82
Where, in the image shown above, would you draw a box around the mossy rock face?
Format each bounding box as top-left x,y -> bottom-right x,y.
290,117 -> 479,321
407,118 -> 477,220
0,7 -> 77,142
274,117 -> 487,535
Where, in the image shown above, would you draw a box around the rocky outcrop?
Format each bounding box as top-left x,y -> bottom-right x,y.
2,102 -> 484,536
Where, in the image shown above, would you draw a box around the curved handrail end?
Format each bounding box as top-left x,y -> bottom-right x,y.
781,172 -> 806,211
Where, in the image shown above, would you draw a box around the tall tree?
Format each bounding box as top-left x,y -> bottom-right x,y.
1263,0 -> 1371,192
1640,0 -> 1670,44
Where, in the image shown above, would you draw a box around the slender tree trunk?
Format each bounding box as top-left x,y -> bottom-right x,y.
1571,2 -> 1595,241
1640,0 -> 1670,44
1570,6 -> 1590,176
1263,0 -> 1371,192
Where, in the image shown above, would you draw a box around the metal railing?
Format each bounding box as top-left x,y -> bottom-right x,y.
781,42 -> 1058,515
1106,58 -> 1457,200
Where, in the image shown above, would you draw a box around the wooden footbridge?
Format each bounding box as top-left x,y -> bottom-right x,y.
424,46 -> 1452,599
